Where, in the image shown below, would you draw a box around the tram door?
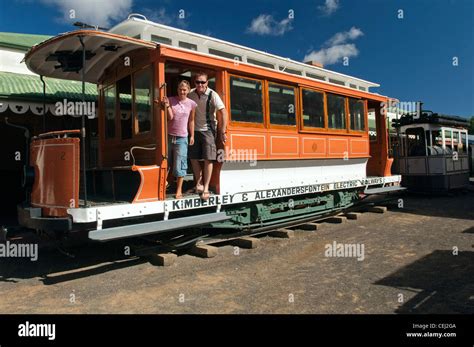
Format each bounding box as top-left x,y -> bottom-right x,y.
367,101 -> 393,177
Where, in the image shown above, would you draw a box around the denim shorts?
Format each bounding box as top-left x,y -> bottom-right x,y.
168,136 -> 188,177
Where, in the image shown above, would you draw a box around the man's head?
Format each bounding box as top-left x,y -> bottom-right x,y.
194,72 -> 208,95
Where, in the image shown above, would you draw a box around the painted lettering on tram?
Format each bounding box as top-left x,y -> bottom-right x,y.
168,179 -> 383,211
172,195 -> 235,210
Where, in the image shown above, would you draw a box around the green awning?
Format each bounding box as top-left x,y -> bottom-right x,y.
0,71 -> 97,103
0,32 -> 52,51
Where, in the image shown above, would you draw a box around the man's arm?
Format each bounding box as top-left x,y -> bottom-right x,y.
216,107 -> 227,144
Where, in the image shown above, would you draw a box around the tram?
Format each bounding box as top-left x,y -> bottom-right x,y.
393,110 -> 470,192
15,14 -> 401,242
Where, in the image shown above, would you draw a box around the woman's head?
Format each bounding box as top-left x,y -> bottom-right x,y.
177,80 -> 191,99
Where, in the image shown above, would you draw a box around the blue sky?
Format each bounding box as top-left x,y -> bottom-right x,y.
1,0 -> 473,117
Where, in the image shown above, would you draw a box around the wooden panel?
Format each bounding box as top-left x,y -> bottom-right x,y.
328,138 -> 348,156
270,136 -> 299,156
350,139 -> 369,156
302,137 -> 326,156
132,165 -> 160,203
230,133 -> 266,157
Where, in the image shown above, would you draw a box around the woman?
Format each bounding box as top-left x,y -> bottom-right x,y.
162,80 -> 197,198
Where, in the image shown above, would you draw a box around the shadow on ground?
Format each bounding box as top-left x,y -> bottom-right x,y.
0,240 -> 148,285
375,250 -> 474,313
385,191 -> 474,221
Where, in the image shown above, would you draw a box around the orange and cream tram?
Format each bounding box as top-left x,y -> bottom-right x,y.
16,15 -> 401,243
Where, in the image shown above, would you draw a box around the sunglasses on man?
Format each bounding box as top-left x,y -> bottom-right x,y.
195,80 -> 207,84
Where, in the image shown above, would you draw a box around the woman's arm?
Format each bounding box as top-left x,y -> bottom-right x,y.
162,96 -> 174,120
188,108 -> 195,145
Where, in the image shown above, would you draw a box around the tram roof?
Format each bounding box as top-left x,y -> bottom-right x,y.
24,30 -> 156,83
109,14 -> 380,92
24,15 -> 385,97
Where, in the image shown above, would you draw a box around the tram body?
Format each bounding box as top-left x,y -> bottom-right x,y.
17,16 -> 401,242
394,113 -> 470,192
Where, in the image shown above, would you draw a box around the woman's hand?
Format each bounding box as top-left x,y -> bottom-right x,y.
161,96 -> 170,108
189,136 -> 195,146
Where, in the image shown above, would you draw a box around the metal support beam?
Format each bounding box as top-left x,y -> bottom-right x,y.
88,212 -> 231,241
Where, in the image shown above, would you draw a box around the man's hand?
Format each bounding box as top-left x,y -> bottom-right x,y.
218,132 -> 227,144
189,136 -> 195,146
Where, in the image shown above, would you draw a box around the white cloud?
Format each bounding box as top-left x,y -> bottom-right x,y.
247,14 -> 293,36
304,27 -> 364,65
318,0 -> 340,16
326,26 -> 363,46
41,0 -> 132,27
304,44 -> 358,65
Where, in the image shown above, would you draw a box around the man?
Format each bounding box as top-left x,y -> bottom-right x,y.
187,72 -> 227,200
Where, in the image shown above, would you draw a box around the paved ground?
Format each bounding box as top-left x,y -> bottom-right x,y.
0,191 -> 473,314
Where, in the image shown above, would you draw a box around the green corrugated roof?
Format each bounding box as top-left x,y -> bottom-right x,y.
0,71 -> 97,103
0,32 -> 52,51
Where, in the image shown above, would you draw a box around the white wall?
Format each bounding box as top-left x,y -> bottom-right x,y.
0,47 -> 34,75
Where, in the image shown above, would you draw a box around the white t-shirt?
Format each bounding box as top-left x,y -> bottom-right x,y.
188,87 -> 225,132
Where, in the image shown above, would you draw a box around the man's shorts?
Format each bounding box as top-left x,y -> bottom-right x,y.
188,130 -> 217,161
168,135 -> 188,177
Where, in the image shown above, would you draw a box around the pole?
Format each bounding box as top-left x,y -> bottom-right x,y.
40,75 -> 46,133
78,36 -> 88,206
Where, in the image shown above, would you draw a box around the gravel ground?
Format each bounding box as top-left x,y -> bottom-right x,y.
0,192 -> 473,314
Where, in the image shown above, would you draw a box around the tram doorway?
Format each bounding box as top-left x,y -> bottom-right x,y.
367,101 -> 393,177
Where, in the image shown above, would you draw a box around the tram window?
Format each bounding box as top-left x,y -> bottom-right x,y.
444,129 -> 453,149
151,35 -> 172,45
104,86 -> 116,139
431,130 -> 443,146
327,93 -> 346,129
269,83 -> 296,126
349,98 -> 365,131
368,110 -> 377,141
134,66 -> 152,133
406,127 -> 426,156
179,41 -> 197,51
117,75 -> 132,140
302,89 -> 324,128
208,77 -> 216,91
229,76 -> 263,124
452,130 -> 460,152
428,130 -> 443,155
460,132 -> 467,154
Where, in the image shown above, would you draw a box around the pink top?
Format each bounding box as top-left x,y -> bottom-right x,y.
167,96 -> 197,137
